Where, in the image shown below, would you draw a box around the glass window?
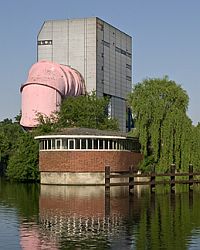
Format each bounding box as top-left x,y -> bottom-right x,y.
104,140 -> 108,149
88,139 -> 92,149
119,140 -> 124,150
75,139 -> 80,149
63,139 -> 68,149
56,139 -> 61,149
69,139 -> 74,149
47,139 -> 51,150
94,139 -> 98,149
99,140 -> 103,149
52,139 -> 55,149
81,139 -> 86,149
44,140 -> 48,150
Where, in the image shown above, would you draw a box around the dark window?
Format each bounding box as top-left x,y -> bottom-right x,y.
99,140 -> 103,149
44,140 -> 48,150
56,139 -> 61,149
88,139 -> 92,149
47,139 -> 51,149
115,47 -> 121,53
126,76 -> 132,81
38,40 -> 52,45
75,139 -> 80,149
104,140 -> 108,149
102,40 -> 110,48
81,139 -> 86,149
109,140 -> 113,149
69,140 -> 74,149
126,64 -> 132,70
51,139 -> 55,149
126,52 -> 132,58
94,139 -> 98,149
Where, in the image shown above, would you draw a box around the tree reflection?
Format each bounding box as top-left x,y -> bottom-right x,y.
1,179 -> 200,249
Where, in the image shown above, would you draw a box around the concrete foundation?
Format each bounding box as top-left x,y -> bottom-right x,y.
41,172 -> 129,185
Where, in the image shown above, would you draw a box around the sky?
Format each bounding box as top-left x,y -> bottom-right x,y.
0,0 -> 200,125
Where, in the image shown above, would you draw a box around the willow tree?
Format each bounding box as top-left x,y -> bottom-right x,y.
190,123 -> 200,171
128,76 -> 191,172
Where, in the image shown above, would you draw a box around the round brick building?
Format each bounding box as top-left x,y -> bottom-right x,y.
35,128 -> 142,185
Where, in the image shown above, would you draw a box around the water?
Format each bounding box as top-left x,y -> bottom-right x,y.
1,178 -> 200,250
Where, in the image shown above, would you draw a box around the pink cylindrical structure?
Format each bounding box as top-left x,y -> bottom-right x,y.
20,60 -> 85,128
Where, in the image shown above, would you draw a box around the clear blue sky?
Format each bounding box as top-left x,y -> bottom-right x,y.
1,0 -> 200,125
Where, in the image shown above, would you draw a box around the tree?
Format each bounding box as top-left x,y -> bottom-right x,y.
0,119 -> 23,167
128,76 -> 192,172
6,132 -> 39,182
52,92 -> 118,131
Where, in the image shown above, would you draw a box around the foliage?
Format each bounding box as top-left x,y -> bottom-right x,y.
0,119 -> 23,165
57,92 -> 119,131
190,123 -> 200,171
35,112 -> 58,134
6,132 -> 39,182
34,92 -> 119,135
128,76 -> 198,172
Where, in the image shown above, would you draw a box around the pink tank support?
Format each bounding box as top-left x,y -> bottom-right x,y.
20,60 -> 85,128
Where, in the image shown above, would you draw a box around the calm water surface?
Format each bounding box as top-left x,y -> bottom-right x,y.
1,178 -> 200,249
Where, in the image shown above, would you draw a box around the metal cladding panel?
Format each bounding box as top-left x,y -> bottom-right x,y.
38,48 -> 52,61
38,21 -> 53,40
52,21 -> 68,65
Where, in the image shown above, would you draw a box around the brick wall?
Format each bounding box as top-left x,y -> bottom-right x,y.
39,150 -> 143,172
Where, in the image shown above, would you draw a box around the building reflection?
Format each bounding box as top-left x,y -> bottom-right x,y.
20,221 -> 59,250
38,185 -> 142,247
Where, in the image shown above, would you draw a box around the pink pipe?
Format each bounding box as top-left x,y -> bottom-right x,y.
20,60 -> 85,128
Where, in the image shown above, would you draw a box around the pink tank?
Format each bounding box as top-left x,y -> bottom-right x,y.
20,60 -> 85,128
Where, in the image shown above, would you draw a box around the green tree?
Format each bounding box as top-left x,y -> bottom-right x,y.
56,92 -> 119,131
128,76 -> 192,172
6,132 -> 39,182
0,119 -> 23,167
190,123 -> 200,171
35,92 -> 119,134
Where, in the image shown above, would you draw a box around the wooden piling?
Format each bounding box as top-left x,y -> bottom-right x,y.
170,164 -> 176,192
129,165 -> 134,193
150,165 -> 155,193
105,166 -> 110,192
189,164 -> 193,191
105,165 -> 110,217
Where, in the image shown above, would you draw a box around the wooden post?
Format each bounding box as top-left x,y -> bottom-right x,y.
129,165 -> 134,193
170,164 -> 176,192
105,166 -> 110,217
150,165 -> 155,193
105,166 -> 110,192
189,164 -> 193,191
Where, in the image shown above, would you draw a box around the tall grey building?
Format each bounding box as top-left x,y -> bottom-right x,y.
37,17 -> 132,131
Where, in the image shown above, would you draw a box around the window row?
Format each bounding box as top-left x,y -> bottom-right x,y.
38,40 -> 52,45
39,138 -> 140,151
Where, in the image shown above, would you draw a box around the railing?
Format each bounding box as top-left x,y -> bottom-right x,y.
105,164 -> 200,193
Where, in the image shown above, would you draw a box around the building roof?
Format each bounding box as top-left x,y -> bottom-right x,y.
54,127 -> 126,136
35,127 -> 137,140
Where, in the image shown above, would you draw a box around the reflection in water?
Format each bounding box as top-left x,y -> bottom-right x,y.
39,186 -> 137,249
1,178 -> 200,249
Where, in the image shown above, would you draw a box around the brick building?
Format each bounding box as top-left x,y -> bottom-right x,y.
35,128 -> 142,185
